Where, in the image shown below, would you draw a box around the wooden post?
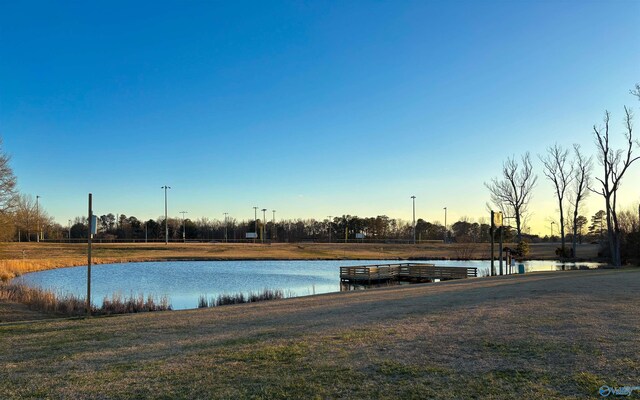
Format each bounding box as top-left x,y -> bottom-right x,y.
87,193 -> 92,316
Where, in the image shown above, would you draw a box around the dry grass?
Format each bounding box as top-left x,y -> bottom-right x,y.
0,268 -> 637,399
0,241 -> 600,281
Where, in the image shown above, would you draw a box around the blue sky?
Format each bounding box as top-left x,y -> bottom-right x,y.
1,0 -> 639,233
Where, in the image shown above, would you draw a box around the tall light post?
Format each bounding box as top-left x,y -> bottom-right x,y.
180,211 -> 188,242
253,206 -> 258,243
36,195 -> 40,242
68,219 -> 72,241
262,208 -> 267,243
443,207 -> 447,244
411,196 -> 416,244
327,216 -> 333,243
161,186 -> 171,245
223,212 -> 229,242
551,221 -> 555,239
272,210 -> 276,242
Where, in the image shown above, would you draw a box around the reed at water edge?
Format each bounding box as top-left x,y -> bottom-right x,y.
198,288 -> 286,308
0,282 -> 171,316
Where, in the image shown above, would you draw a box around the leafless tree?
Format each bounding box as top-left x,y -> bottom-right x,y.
540,144 -> 574,257
0,138 -> 17,214
485,153 -> 537,242
630,83 -> 640,101
590,107 -> 639,266
569,144 -> 592,259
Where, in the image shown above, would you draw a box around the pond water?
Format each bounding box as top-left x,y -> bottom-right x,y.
15,259 -> 602,310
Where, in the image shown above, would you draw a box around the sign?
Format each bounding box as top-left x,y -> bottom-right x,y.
90,215 -> 98,235
245,232 -> 258,239
493,211 -> 503,227
355,233 -> 365,239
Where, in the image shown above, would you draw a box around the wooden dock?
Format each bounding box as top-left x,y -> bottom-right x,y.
339,263 -> 477,283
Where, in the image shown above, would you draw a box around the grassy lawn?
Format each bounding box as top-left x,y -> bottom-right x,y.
1,268 -> 637,399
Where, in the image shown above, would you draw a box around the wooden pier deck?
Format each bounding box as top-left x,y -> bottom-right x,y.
339,263 -> 477,283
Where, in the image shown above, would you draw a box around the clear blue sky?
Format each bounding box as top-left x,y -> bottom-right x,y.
1,1 -> 639,233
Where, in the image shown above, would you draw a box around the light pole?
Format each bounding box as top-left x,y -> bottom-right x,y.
161,186 -> 171,245
253,206 -> 258,243
262,209 -> 267,243
272,210 -> 276,241
443,207 -> 447,244
68,219 -> 72,241
551,221 -> 555,239
223,212 -> 229,242
36,195 -> 40,242
180,211 -> 188,242
411,196 -> 416,244
327,216 -> 333,243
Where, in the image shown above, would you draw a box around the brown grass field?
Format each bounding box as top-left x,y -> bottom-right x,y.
1,268 -> 638,399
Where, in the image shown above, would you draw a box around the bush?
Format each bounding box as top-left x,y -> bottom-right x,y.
515,241 -> 530,259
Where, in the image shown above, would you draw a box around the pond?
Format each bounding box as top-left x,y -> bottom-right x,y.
15,259 -> 602,310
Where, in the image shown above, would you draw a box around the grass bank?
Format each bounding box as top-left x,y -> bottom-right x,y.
1,269 -> 637,399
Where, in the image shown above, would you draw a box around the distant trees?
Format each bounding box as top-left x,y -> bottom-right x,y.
485,153 -> 538,242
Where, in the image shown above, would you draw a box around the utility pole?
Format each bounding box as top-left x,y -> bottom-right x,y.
272,210 -> 276,242
327,216 -> 332,243
180,211 -> 188,242
411,196 -> 416,244
68,219 -> 72,242
36,195 -> 40,242
490,210 -> 495,277
87,193 -> 93,315
161,186 -> 171,245
261,209 -> 267,243
253,206 -> 258,243
223,212 -> 229,242
443,206 -> 447,244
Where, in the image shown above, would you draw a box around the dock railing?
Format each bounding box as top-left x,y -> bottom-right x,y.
340,263 -> 477,283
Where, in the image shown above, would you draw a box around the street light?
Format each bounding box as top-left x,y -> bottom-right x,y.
411,196 -> 416,244
253,206 -> 258,243
550,221 -> 555,239
180,211 -> 188,242
443,207 -> 447,244
36,195 -> 40,242
272,210 -> 276,241
327,216 -> 333,243
262,208 -> 267,243
223,212 -> 229,242
68,219 -> 72,241
161,186 -> 171,245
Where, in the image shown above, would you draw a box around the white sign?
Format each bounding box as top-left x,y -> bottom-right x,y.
245,232 -> 258,239
355,233 -> 365,239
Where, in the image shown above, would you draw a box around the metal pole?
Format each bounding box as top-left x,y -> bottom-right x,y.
443,207 -> 447,244
499,225 -> 503,275
253,206 -> 258,243
490,210 -> 495,277
180,211 -> 188,242
162,186 -> 171,244
87,193 -> 92,315
36,195 -> 40,242
327,216 -> 332,243
411,196 -> 416,244
224,213 -> 228,242
262,209 -> 267,243
68,219 -> 72,242
145,222 -> 148,243
272,210 -> 276,241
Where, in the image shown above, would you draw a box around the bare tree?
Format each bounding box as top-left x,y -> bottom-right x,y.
485,153 -> 538,242
590,107 -> 639,266
0,138 -> 17,214
630,83 -> 640,101
540,144 -> 574,257
569,144 -> 592,259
